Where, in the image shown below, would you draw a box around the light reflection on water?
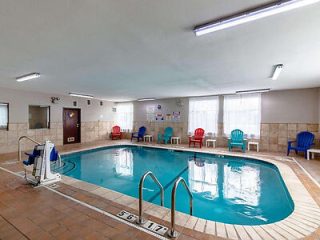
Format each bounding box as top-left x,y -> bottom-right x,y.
60,146 -> 294,225
188,156 -> 268,221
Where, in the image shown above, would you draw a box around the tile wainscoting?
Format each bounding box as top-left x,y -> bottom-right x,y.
0,121 -> 318,155
81,121 -> 115,143
260,123 -> 320,152
0,121 -> 114,154
131,121 -> 320,153
133,121 -> 189,143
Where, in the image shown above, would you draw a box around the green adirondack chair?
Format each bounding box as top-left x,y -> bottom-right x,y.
157,127 -> 173,144
228,129 -> 246,152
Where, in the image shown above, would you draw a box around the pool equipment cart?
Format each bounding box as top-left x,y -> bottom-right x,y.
19,136 -> 61,186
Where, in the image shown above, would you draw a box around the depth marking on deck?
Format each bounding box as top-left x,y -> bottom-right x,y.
0,166 -> 169,240
117,210 -> 168,236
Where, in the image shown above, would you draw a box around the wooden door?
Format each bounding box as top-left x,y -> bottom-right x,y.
63,108 -> 81,144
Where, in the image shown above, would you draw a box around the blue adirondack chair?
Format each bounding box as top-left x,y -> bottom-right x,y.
287,131 -> 314,159
157,127 -> 173,144
131,126 -> 146,142
228,129 -> 246,152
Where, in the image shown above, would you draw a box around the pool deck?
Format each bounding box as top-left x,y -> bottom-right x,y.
0,139 -> 320,240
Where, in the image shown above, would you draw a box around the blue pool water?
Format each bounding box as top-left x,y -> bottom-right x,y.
58,145 -> 294,225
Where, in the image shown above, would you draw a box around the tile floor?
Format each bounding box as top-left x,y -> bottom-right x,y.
0,139 -> 320,240
0,170 -> 159,240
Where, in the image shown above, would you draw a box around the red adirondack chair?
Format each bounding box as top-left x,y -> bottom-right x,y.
189,128 -> 205,148
111,126 -> 122,140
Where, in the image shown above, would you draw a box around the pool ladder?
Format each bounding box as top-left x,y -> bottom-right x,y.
168,177 -> 193,238
18,136 -> 41,162
137,171 -> 193,238
137,171 -> 164,225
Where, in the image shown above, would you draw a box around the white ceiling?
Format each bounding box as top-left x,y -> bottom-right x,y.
0,0 -> 319,101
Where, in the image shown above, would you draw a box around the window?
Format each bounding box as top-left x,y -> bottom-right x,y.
223,94 -> 261,138
115,102 -> 133,131
188,97 -> 219,135
0,103 -> 9,130
29,105 -> 50,129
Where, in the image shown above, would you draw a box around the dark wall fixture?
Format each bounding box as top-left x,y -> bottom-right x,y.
87,100 -> 91,105
73,101 -> 77,107
51,97 -> 60,104
100,101 -> 103,106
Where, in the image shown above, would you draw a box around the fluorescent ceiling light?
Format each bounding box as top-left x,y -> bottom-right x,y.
194,0 -> 320,36
271,64 -> 284,80
236,88 -> 271,94
101,98 -> 133,102
16,73 -> 40,82
69,92 -> 94,99
137,98 -> 156,102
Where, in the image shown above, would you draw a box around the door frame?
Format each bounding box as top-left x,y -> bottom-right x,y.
63,108 -> 81,145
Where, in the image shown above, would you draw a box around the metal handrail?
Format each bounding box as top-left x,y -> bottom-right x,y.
137,171 -> 164,225
18,136 -> 41,162
168,177 -> 193,238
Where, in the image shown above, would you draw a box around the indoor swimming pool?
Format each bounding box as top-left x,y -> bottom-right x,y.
58,145 -> 294,225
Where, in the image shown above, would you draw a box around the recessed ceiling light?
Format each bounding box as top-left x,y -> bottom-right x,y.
236,88 -> 271,94
194,0 -> 320,36
137,98 -> 156,102
271,64 -> 284,80
69,92 -> 94,99
16,73 -> 40,82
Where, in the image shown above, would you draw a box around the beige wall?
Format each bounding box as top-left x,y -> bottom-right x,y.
0,87 -> 115,123
131,88 -> 320,152
318,88 -> 320,137
260,89 -> 320,152
0,87 -> 115,154
0,87 -> 319,154
132,98 -> 189,143
133,88 -> 320,126
133,98 -> 189,122
261,88 -> 319,124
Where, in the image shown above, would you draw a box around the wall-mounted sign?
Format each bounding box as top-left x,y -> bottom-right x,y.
165,114 -> 172,121
173,111 -> 181,121
67,137 -> 75,142
155,113 -> 164,121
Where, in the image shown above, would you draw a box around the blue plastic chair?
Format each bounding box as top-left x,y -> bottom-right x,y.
131,126 -> 146,142
228,129 -> 246,152
157,127 -> 173,144
287,131 -> 314,159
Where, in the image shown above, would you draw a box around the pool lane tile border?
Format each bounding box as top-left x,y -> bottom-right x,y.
59,142 -> 320,240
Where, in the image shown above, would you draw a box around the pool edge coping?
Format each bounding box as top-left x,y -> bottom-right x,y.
59,142 -> 320,240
